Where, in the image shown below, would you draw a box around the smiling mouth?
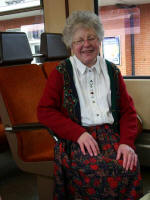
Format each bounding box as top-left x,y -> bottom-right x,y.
82,49 -> 94,54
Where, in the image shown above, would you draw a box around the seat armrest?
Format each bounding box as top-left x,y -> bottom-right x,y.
14,122 -> 46,131
5,122 -> 46,132
137,114 -> 143,135
5,123 -> 58,141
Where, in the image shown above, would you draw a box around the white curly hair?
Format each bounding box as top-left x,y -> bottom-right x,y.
62,10 -> 104,48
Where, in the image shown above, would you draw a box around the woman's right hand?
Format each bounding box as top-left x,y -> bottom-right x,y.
77,132 -> 100,156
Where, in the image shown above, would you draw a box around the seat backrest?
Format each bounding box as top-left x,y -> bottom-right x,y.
0,32 -> 32,66
40,33 -> 69,78
0,64 -> 47,125
40,32 -> 69,61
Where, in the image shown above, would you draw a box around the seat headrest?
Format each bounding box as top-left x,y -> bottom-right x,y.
0,32 -> 33,66
40,33 -> 69,60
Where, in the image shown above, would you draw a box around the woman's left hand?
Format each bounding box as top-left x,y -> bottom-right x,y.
116,144 -> 137,171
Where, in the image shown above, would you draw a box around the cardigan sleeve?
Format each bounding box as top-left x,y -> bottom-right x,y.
37,68 -> 86,142
118,73 -> 138,149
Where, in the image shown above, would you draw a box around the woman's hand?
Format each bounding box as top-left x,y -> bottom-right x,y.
77,132 -> 100,156
116,144 -> 137,171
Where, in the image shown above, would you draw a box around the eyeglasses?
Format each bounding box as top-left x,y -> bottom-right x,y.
72,36 -> 98,46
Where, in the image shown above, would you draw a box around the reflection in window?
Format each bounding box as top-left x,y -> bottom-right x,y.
0,0 -> 44,57
99,2 -> 150,76
0,0 -> 40,12
102,36 -> 120,65
0,0 -> 44,60
21,24 -> 44,54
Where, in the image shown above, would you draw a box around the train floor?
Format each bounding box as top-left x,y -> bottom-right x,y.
0,150 -> 150,200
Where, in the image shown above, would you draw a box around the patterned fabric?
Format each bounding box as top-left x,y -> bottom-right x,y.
57,59 -> 81,124
54,124 -> 143,200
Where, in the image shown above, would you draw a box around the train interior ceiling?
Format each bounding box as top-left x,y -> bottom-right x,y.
0,0 -> 150,199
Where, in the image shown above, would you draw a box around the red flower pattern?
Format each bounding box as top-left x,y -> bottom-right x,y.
91,131 -> 96,139
90,157 -> 97,163
120,188 -> 126,194
103,144 -> 111,150
87,188 -> 96,195
134,179 -> 139,186
131,189 -> 137,197
114,142 -> 119,150
90,164 -> 98,170
74,179 -> 82,186
85,177 -> 90,184
107,177 -> 118,189
94,179 -> 100,186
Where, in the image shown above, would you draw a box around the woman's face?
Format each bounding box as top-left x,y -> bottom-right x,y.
71,27 -> 100,67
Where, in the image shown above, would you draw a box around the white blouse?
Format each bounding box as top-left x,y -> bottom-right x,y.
70,55 -> 114,127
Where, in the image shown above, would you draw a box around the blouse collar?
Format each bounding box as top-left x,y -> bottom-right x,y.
72,55 -> 101,75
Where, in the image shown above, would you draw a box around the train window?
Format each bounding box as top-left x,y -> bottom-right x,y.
0,0 -> 40,12
0,0 -> 44,58
99,0 -> 150,76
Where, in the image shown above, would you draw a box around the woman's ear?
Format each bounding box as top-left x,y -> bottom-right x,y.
71,48 -> 74,56
99,42 -> 102,56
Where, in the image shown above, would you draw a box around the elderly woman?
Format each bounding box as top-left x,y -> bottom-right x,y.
37,11 -> 143,199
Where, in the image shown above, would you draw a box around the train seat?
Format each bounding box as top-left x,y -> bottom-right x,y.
40,32 -> 69,78
0,32 -> 55,200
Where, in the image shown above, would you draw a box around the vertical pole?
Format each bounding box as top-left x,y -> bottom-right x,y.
65,0 -> 69,18
130,13 -> 135,76
94,0 -> 99,15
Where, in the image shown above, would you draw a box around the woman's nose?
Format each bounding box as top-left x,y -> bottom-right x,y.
83,39 -> 91,46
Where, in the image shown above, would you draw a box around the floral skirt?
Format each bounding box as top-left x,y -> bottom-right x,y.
53,124 -> 143,200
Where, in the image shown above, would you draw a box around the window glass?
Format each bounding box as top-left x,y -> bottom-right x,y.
0,0 -> 44,58
0,0 -> 40,12
21,23 -> 44,54
99,0 -> 150,76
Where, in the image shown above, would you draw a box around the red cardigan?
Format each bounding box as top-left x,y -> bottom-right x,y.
37,60 -> 138,149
